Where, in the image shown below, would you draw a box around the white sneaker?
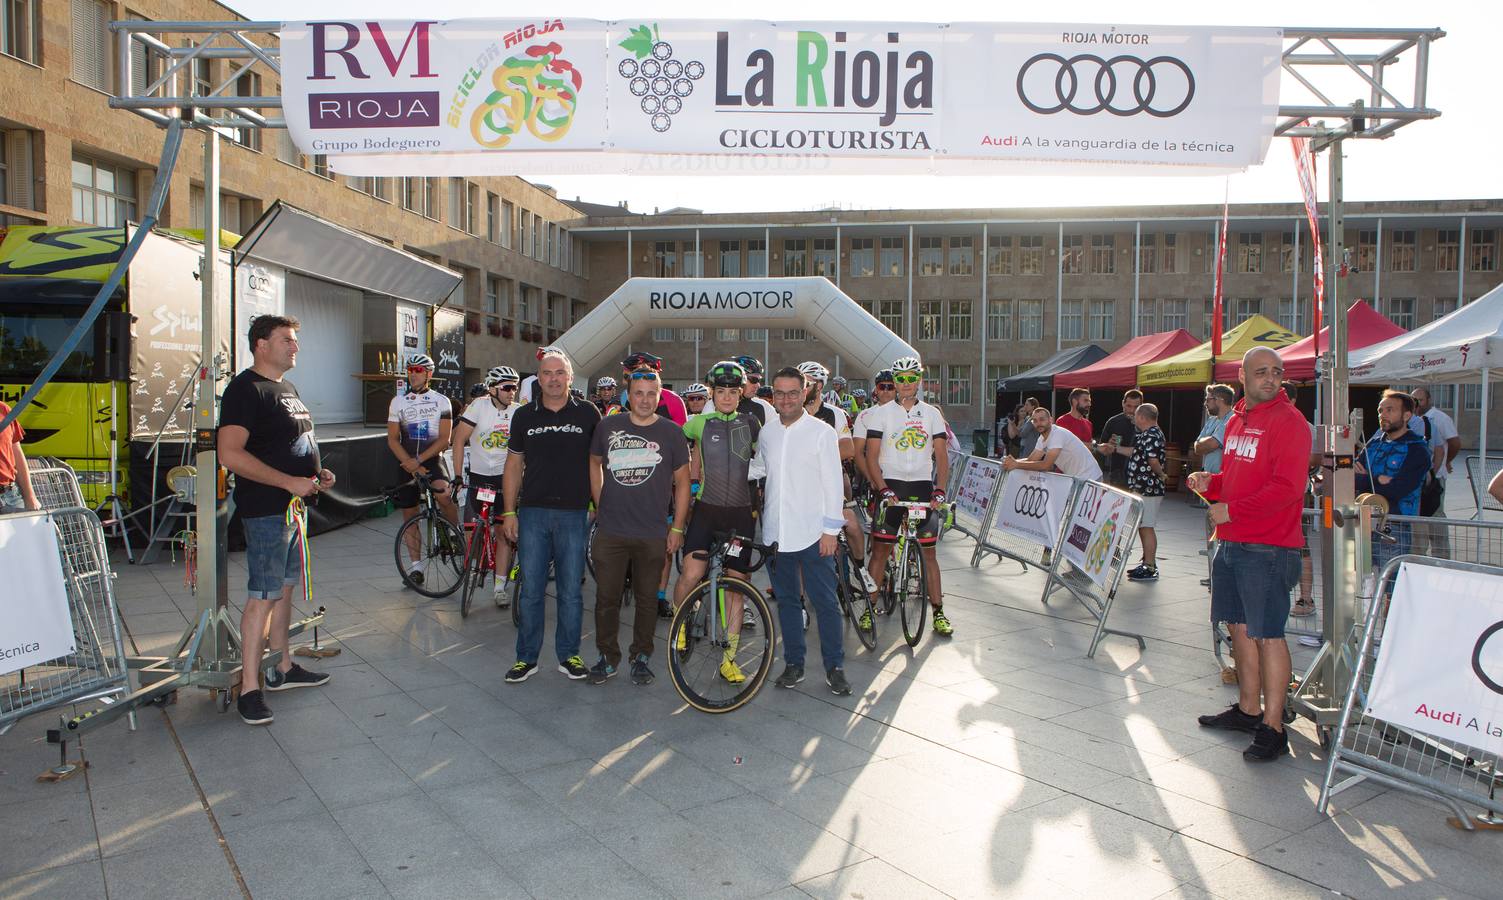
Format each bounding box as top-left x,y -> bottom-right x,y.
407,560 -> 426,586
857,566 -> 879,594
743,606 -> 756,630
494,576 -> 508,598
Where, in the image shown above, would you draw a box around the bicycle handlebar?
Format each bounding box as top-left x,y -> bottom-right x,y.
696,530 -> 777,573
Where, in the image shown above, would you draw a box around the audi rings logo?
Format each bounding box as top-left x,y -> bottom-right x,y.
1016,53 -> 1195,118
1473,621 -> 1503,696
1014,484 -> 1049,518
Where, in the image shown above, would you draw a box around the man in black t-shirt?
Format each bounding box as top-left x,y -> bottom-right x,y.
218,315 -> 334,726
500,348 -> 601,684
1097,389 -> 1143,488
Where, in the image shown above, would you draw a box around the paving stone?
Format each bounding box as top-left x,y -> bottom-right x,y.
287,742 -> 418,811
0,792 -> 99,877
227,810 -> 383,900
90,771 -> 212,858
0,859 -> 108,899
99,831 -> 240,900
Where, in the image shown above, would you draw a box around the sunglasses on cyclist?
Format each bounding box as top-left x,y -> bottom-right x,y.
875,382 -> 896,390
746,375 -> 762,384
407,366 -> 431,374
893,373 -> 922,384
495,384 -> 517,391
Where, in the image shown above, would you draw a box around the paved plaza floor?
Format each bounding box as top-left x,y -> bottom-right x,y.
2,494 -> 1501,899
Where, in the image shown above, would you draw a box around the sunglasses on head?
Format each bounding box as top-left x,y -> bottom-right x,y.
893,373 -> 921,384
628,370 -> 660,381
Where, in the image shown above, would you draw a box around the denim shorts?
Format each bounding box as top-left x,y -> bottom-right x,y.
0,483 -> 23,513
243,514 -> 303,600
1210,540 -> 1301,639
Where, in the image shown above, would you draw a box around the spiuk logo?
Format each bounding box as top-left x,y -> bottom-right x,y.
616,23 -> 704,133
1460,343 -> 1472,366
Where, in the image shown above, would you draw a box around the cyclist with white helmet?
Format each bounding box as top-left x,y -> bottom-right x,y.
682,382 -> 709,418
387,353 -> 459,584
452,365 -> 520,602
864,355 -> 953,636
594,376 -> 622,416
800,361 -> 878,595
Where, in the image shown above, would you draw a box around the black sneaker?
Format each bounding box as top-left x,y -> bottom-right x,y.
505,661 -> 538,684
1126,564 -> 1159,582
775,665 -> 805,689
237,689 -> 273,725
558,656 -> 589,680
264,663 -> 331,692
826,667 -> 852,696
1197,702 -> 1262,733
1200,577 -> 1212,587
629,654 -> 654,685
587,658 -> 617,685
657,598 -> 673,619
1243,722 -> 1290,762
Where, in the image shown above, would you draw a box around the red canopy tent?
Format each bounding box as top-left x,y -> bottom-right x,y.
1055,328 -> 1199,389
1211,300 -> 1405,383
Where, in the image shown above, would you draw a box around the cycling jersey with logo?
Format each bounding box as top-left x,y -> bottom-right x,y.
852,402 -> 889,442
809,402 -> 851,439
388,389 -> 453,459
865,399 -> 948,482
458,398 -> 516,477
589,415 -> 689,538
683,411 -> 760,507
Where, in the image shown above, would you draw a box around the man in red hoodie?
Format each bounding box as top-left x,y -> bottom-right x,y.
1185,346 -> 1311,762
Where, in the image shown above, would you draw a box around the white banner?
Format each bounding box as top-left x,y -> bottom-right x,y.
954,455 -> 1004,534
994,470 -> 1074,548
0,514 -> 76,676
1366,563 -> 1503,757
279,19 -> 1282,175
1060,480 -> 1135,588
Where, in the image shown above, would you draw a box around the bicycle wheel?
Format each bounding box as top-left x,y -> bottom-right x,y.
459,523 -> 487,618
881,556 -> 899,614
395,513 -> 467,598
897,543 -> 928,648
668,577 -> 774,713
835,548 -> 878,652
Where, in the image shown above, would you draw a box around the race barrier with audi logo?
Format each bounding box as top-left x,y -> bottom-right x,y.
280,19 -> 1280,176
1319,556 -> 1503,831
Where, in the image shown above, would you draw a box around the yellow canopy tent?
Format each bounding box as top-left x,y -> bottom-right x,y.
1137,314 -> 1300,388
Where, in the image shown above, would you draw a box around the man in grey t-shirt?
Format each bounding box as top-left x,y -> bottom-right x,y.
588,373 -> 691,685
1010,396 -> 1042,458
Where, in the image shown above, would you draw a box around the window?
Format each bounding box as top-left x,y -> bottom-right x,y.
1390,229 -> 1416,272
71,153 -> 135,226
448,179 -> 467,231
1060,299 -> 1083,341
878,300 -> 903,334
274,130 -> 301,167
653,241 -> 677,277
917,300 -> 942,341
1137,299 -> 1157,336
1018,300 -> 1043,341
1471,229 -> 1497,272
192,53 -> 211,98
987,365 -> 1011,393
718,241 -> 741,277
986,299 -> 1012,341
411,177 -> 438,217
744,328 -> 768,342
1464,384 -> 1483,412
486,276 -> 509,317
3,0 -> 39,62
782,328 -> 805,341
849,238 -> 874,277
1061,234 -> 1083,275
674,328 -> 699,342
1138,235 -> 1157,274
746,239 -> 767,276
1387,297 -> 1416,331
1232,298 -> 1260,326
1278,297 -> 1309,334
917,236 -> 943,276
500,201 -> 514,248
717,329 -> 740,342
533,216 -> 543,260
879,236 -> 905,277
0,130 -> 40,222
519,285 -> 540,324
232,71 -> 262,150
1433,296 -> 1458,323
551,224 -> 562,267
1279,232 -> 1297,273
682,249 -> 702,277
1201,299 -> 1217,339
1088,300 -> 1114,341
1432,384 -> 1457,413
349,176 -> 389,201
402,177 -> 426,213
1355,230 -> 1377,273
188,187 -> 256,233
127,16 -> 168,99
1019,234 -> 1044,275
782,239 -> 807,276
1161,299 -> 1188,332
813,237 -> 837,278
946,365 -> 972,406
1161,233 -> 1178,273
1236,233 -> 1263,274
483,193 -> 500,242
1089,234 -> 1114,274
1436,229 -> 1460,272
71,0 -> 110,91
311,155 -> 331,179
948,236 -> 974,276
923,375 -> 941,401
651,328 -> 674,342
948,300 -> 972,341
987,235 -> 1012,276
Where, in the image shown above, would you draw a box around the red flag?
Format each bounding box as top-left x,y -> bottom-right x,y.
1212,187 -> 1228,356
1290,132 -> 1324,349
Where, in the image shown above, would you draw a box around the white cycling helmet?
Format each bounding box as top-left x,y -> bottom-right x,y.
890,355 -> 924,373
406,353 -> 435,371
596,376 -> 617,389
682,382 -> 709,397
797,360 -> 829,383
485,365 -> 519,386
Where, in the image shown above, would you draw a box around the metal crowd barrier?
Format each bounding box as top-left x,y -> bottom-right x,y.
0,505 -> 132,736
27,462 -> 86,511
1464,455 -> 1503,515
1318,555 -> 1503,829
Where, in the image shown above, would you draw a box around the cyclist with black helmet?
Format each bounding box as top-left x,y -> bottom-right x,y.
387,353 -> 459,584
865,355 -> 953,636
852,369 -> 897,489
452,365 -> 520,602
732,355 -> 777,426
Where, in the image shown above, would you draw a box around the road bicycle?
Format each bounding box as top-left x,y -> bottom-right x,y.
459,482 -> 520,621
389,473 -> 466,598
834,529 -> 878,652
668,531 -> 777,713
877,499 -> 951,648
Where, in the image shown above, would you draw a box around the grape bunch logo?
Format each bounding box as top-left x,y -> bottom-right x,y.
470,41 -> 582,149
616,23 -> 704,132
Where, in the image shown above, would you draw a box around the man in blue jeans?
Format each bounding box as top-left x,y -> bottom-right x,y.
761,366 -> 851,696
501,347 -> 601,683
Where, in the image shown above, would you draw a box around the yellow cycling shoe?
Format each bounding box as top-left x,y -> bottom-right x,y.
675,622 -> 689,652
719,658 -> 746,683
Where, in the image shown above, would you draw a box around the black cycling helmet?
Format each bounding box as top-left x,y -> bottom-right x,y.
756,384 -> 773,399
706,360 -> 747,388
874,369 -> 896,387
622,351 -> 664,373
731,355 -> 764,376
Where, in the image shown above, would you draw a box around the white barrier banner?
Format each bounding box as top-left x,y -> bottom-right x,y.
994,470 -> 1073,548
1365,563 -> 1503,757
1060,481 -> 1132,588
0,515 -> 76,676
954,456 -> 1004,533
279,19 -> 1282,175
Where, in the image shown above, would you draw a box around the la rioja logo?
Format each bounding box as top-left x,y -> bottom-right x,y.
617,23 -> 704,132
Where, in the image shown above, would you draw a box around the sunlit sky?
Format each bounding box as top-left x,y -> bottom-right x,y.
233,0 -> 1497,214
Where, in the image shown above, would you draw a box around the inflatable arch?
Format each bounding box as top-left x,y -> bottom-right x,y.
555,277 -> 918,381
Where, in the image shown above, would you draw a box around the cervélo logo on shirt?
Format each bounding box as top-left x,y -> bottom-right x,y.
527,424 -> 585,437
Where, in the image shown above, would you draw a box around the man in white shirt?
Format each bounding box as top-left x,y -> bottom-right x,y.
761,366 -> 852,697
1412,386 -> 1460,558
1004,406 -> 1103,481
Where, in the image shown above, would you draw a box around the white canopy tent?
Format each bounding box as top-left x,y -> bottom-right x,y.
1349,282 -> 1503,512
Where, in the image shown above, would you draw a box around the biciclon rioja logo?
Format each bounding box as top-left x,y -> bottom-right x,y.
617,23 -> 704,132
1016,53 -> 1194,117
